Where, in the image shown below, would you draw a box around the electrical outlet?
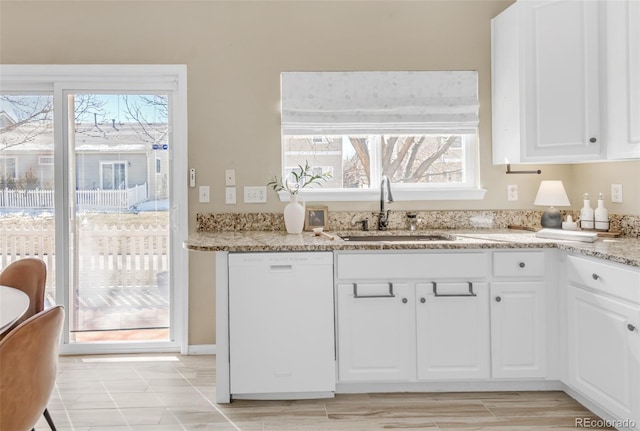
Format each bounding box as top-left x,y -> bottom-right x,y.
507,184 -> 518,201
225,187 -> 236,204
244,186 -> 267,203
198,186 -> 210,203
611,184 -> 623,203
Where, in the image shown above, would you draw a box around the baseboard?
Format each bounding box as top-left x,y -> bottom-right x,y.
187,344 -> 216,355
336,379 -> 563,394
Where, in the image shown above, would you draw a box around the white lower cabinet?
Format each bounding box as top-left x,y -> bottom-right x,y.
490,282 -> 546,379
337,282 -> 415,382
416,282 -> 490,380
336,251 -> 490,383
566,255 -> 640,429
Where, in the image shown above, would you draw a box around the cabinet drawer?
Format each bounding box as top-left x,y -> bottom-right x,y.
567,255 -> 640,304
337,252 -> 488,280
493,251 -> 545,278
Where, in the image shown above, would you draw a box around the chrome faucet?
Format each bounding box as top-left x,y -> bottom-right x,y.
378,175 -> 394,230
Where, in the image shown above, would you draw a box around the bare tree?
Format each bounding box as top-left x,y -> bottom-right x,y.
345,134 -> 461,184
122,95 -> 169,143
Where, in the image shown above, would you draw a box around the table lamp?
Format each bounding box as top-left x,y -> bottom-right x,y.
534,180 -> 570,229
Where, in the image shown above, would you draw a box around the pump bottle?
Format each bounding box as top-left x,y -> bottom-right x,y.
594,193 -> 609,230
580,193 -> 594,229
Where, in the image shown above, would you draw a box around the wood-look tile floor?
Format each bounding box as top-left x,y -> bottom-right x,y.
37,354 -> 614,430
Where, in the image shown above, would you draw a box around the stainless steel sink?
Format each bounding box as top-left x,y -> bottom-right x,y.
339,234 -> 456,242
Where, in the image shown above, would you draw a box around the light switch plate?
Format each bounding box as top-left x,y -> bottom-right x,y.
225,187 -> 236,204
199,185 -> 210,203
244,186 -> 267,203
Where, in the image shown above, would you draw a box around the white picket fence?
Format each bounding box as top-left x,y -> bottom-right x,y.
0,222 -> 168,291
0,183 -> 147,209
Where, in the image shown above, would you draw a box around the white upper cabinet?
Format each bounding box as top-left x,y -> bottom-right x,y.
604,0 -> 640,159
492,0 -> 639,164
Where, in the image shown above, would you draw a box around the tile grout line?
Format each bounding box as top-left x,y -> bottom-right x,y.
172,360 -> 244,431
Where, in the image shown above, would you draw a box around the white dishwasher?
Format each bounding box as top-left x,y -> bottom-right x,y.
228,252 -> 335,399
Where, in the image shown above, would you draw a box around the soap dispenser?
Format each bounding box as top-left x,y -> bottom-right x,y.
580,193 -> 594,229
594,193 -> 609,230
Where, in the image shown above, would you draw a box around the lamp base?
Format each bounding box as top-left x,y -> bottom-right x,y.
541,207 -> 563,229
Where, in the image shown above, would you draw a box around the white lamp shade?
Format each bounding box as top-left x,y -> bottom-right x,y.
534,180 -> 570,207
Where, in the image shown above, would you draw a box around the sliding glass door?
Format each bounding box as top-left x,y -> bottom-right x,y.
0,66 -> 188,353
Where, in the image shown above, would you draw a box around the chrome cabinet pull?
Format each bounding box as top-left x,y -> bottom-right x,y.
420,297 -> 426,304
495,296 -> 502,302
519,262 -> 526,268
628,324 -> 637,332
402,298 -> 408,304
592,273 -> 600,280
432,282 -> 477,297
353,282 -> 395,299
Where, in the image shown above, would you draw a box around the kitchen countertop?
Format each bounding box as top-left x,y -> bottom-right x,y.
184,229 -> 640,268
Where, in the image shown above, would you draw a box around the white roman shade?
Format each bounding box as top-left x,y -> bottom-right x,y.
281,71 -> 479,135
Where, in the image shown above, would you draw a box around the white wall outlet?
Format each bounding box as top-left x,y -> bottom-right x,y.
225,169 -> 236,186
611,184 -> 623,203
244,186 -> 267,203
225,187 -> 236,204
507,184 -> 518,201
198,185 -> 210,203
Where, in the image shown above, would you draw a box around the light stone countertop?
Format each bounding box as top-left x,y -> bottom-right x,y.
184,229 -> 640,268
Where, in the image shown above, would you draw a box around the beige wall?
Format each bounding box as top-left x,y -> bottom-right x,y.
1,0 -> 637,345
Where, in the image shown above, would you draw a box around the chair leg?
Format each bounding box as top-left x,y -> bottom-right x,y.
43,408 -> 57,430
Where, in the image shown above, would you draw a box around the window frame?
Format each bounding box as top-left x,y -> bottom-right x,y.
278,133 -> 486,202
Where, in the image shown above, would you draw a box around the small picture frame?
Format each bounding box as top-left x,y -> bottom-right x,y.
304,206 -> 329,231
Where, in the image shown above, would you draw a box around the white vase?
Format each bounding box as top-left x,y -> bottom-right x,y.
284,194 -> 305,234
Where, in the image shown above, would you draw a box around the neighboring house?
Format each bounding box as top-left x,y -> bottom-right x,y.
0,111 -> 169,200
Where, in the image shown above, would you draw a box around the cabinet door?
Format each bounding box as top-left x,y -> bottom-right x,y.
491,282 -> 546,379
521,0 -> 602,161
605,0 -> 640,159
416,282 -> 490,380
567,285 -> 640,426
337,282 -> 415,382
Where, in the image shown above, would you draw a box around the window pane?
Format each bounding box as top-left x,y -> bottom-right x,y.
381,134 -> 466,184
283,135 -> 371,189
0,94 -> 56,308
283,133 -> 469,189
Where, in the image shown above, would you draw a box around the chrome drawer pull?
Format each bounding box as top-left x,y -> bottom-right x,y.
628,324 -> 637,332
433,282 -> 477,297
402,298 -> 408,304
353,282 -> 395,299
420,297 -> 426,304
592,273 -> 600,280
495,296 -> 502,302
519,262 -> 526,268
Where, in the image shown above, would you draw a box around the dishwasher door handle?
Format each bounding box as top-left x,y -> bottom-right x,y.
353,282 -> 396,298
269,264 -> 293,272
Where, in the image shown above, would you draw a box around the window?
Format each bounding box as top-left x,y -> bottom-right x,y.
100,161 -> 127,190
39,156 -> 54,165
280,71 -> 486,201
0,157 -> 17,180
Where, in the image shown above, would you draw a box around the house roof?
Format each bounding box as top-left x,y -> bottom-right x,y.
0,119 -> 167,153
